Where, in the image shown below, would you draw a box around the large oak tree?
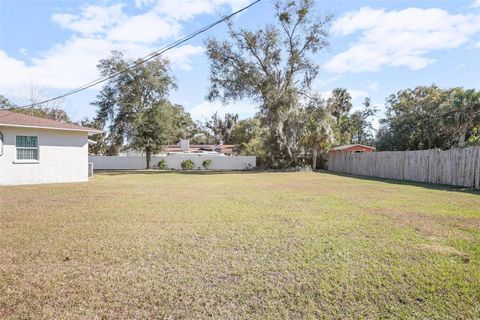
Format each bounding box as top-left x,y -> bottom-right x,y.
92,51 -> 195,167
205,0 -> 332,167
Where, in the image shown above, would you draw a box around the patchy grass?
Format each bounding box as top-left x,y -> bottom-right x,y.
1,171 -> 479,319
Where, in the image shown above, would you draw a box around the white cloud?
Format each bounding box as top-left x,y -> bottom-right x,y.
154,0 -> 251,21
52,4 -> 126,35
135,0 -> 157,8
0,51 -> 30,89
0,39 -> 203,92
314,75 -> 341,87
107,13 -> 181,43
471,0 -> 480,8
0,1 -> 249,93
325,7 -> 480,73
189,100 -> 257,121
350,90 -> 369,102
53,4 -> 181,43
155,0 -> 218,20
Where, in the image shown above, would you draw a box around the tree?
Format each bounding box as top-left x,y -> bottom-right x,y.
205,112 -> 238,144
26,85 -> 67,111
4,105 -> 71,122
444,88 -> 480,147
169,104 -> 197,142
232,117 -> 267,163
9,107 -> 71,122
327,88 -> 352,125
80,118 -> 107,155
466,128 -> 480,146
92,51 -> 177,155
326,88 -> 352,145
1,93 -> 71,122
376,85 -> 456,151
0,95 -> 14,108
130,101 -> 177,169
205,0 -> 332,167
348,97 -> 377,145
301,98 -> 334,169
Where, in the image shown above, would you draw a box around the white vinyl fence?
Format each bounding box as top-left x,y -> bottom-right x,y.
328,147 -> 480,189
89,155 -> 256,171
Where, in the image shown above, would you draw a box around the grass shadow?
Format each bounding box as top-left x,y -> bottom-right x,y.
320,170 -> 480,195
94,169 -> 480,195
94,169 -> 272,176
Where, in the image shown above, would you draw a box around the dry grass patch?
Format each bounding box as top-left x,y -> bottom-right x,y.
416,244 -> 467,257
1,171 -> 479,319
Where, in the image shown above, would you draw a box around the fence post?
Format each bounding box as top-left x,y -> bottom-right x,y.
473,147 -> 480,189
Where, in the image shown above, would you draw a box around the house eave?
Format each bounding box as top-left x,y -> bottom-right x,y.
0,123 -> 103,135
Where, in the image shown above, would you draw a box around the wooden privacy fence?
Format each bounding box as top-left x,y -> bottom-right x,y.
328,147 -> 480,189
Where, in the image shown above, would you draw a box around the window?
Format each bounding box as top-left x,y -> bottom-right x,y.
16,136 -> 38,160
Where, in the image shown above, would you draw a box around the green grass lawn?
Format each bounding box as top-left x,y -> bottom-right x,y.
1,171 -> 479,319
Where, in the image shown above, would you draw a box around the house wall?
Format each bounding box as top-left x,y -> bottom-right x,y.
329,146 -> 375,155
0,126 -> 89,185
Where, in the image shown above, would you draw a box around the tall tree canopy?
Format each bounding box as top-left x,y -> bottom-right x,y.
205,112 -> 239,144
444,88 -> 480,147
327,88 -> 352,126
92,51 -> 191,162
205,0 -> 332,167
93,51 -> 176,150
348,97 -> 377,145
130,101 -> 191,168
300,97 -> 334,169
376,85 -> 479,151
232,117 -> 266,157
80,118 -> 107,155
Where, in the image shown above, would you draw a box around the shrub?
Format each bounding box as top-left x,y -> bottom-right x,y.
181,159 -> 195,170
202,159 -> 212,170
158,159 -> 168,170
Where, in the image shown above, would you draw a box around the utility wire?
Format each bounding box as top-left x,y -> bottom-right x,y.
15,0 -> 262,109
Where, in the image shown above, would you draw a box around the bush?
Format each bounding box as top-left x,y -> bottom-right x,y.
158,159 -> 168,170
181,159 -> 195,170
202,159 -> 212,170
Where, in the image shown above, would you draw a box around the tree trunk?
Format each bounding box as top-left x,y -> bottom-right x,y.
312,148 -> 317,170
146,149 -> 151,169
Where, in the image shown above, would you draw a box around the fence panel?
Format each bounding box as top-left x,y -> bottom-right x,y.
89,155 -> 256,171
328,147 -> 480,188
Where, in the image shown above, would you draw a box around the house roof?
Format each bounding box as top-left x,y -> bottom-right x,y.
329,144 -> 376,151
164,144 -> 236,153
0,110 -> 103,134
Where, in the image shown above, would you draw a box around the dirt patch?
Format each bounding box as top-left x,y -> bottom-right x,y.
416,244 -> 467,257
368,208 -> 476,239
445,216 -> 480,230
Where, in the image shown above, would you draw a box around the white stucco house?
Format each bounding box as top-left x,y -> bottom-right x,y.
0,110 -> 102,186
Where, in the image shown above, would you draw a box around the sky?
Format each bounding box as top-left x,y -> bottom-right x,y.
1,0 -> 479,128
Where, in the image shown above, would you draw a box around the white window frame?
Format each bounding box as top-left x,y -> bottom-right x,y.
14,135 -> 40,164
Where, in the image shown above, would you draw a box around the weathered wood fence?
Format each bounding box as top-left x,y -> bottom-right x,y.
328,147 -> 480,189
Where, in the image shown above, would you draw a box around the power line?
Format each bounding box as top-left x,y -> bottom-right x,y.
15,0 -> 262,109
